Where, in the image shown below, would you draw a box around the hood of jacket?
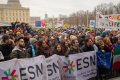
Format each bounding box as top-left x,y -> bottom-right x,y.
12,46 -> 26,52
0,39 -> 14,46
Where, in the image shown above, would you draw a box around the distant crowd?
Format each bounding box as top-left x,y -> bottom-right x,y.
0,21 -> 120,80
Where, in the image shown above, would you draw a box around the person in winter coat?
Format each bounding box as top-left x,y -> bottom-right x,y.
27,38 -> 37,57
78,38 -> 85,47
65,39 -> 83,57
95,36 -> 105,52
81,35 -> 86,41
10,37 -> 31,59
24,33 -> 29,47
0,34 -> 14,61
36,40 -> 52,58
52,44 -> 64,56
103,37 -> 112,52
101,31 -> 107,38
66,39 -> 71,48
61,41 -> 69,55
81,38 -> 94,52
111,37 -> 120,78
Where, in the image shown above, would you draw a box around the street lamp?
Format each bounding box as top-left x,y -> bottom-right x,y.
87,10 -> 89,27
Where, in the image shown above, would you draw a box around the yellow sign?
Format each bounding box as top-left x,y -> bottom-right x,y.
64,24 -> 68,28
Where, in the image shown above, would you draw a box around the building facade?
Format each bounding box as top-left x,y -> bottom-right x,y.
0,0 -> 30,23
30,17 -> 40,27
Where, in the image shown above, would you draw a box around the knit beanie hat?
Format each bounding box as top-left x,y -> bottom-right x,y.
96,36 -> 102,41
71,36 -> 77,40
96,31 -> 101,36
102,31 -> 107,36
30,38 -> 37,45
2,34 -> 9,42
81,35 -> 85,39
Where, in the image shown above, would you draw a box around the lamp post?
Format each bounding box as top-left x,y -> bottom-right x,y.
87,10 -> 89,27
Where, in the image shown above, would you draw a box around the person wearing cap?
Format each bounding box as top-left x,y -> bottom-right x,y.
0,34 -> 14,61
27,38 -> 37,57
101,31 -> 107,38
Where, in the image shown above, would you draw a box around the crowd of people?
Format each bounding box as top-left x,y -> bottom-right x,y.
0,21 -> 120,80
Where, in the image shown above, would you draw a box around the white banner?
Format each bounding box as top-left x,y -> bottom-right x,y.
54,21 -> 64,28
96,13 -> 120,29
0,56 -> 48,80
60,51 -> 97,80
0,52 -> 97,80
46,55 -> 62,80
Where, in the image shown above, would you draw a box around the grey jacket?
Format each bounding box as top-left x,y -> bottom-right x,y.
10,46 -> 31,59
65,46 -> 83,56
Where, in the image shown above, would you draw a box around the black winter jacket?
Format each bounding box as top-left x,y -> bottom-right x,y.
81,44 -> 94,52
0,40 -> 14,61
65,46 -> 83,56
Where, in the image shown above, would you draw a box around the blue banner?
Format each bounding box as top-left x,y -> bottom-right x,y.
35,21 -> 41,27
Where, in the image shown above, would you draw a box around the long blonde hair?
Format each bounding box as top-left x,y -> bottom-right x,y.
103,37 -> 111,44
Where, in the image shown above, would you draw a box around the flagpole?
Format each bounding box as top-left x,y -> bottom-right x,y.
95,7 -> 97,36
53,15 -> 54,28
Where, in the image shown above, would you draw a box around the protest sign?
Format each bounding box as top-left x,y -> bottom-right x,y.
60,51 -> 97,80
96,13 -> 120,29
54,21 -> 64,28
90,20 -> 95,27
46,55 -> 62,80
0,56 -> 48,80
35,21 -> 41,27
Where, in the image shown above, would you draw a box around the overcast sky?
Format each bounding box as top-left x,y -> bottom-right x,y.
0,0 -> 120,19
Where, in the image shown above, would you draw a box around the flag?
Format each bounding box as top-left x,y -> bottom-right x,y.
19,27 -> 22,30
14,27 -> 16,31
96,52 -> 111,69
113,43 -> 120,70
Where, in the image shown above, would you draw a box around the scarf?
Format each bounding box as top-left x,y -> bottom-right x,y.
31,45 -> 35,57
96,40 -> 104,50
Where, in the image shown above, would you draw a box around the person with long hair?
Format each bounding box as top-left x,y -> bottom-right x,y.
36,39 -> 52,58
52,44 -> 64,56
61,40 -> 69,55
66,39 -> 71,48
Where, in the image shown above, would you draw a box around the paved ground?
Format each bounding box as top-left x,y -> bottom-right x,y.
108,77 -> 120,80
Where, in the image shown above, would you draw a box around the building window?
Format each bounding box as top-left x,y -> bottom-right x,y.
6,18 -> 8,21
10,18 -> 11,21
1,17 -> 2,20
23,13 -> 24,16
23,11 -> 24,12
13,13 -> 14,16
26,13 -> 28,16
6,13 -> 7,16
23,18 -> 25,21
1,13 -> 2,16
16,13 -> 18,16
20,18 -> 21,21
20,13 -> 21,16
6,10 -> 7,12
16,11 -> 17,12
13,18 -> 15,21
16,18 -> 18,20
27,18 -> 28,21
9,13 -> 11,16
